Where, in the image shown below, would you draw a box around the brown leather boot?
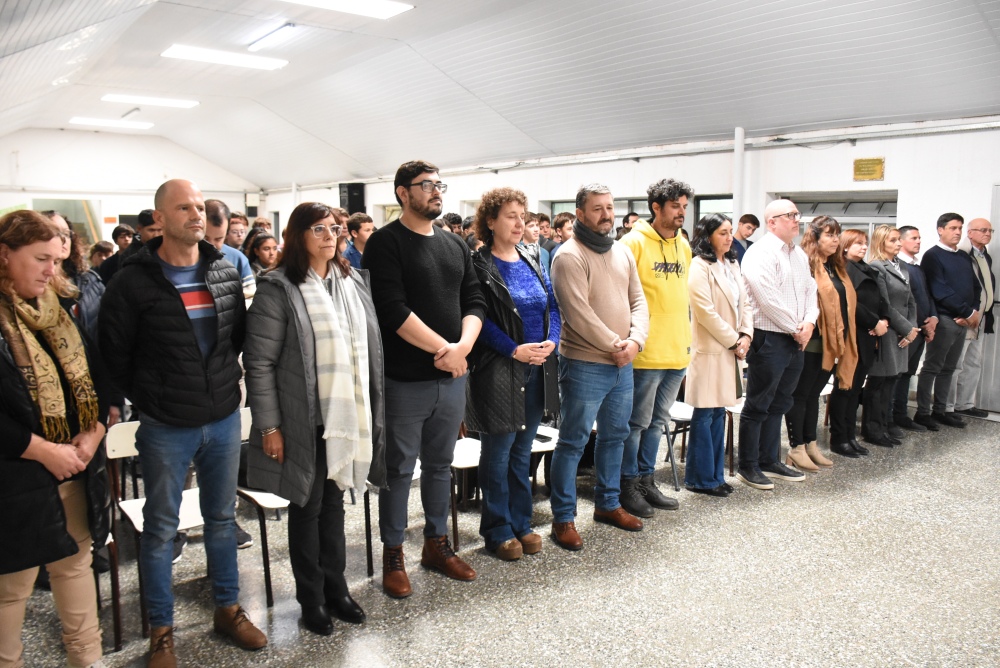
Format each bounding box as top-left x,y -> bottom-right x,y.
593,507 -> 643,531
805,441 -> 834,467
383,544 -> 412,598
213,604 -> 267,650
421,535 -> 476,581
787,444 -> 819,472
551,522 -> 582,550
148,626 -> 176,668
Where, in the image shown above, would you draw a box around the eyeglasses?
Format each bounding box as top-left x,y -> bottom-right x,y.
970,228 -> 994,234
309,224 -> 342,238
773,211 -> 801,222
408,180 -> 448,193
56,231 -> 72,241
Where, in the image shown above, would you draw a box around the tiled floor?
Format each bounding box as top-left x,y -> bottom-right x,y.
18,415 -> 1000,667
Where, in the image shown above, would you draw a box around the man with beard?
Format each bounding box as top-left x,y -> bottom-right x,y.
548,184 -> 649,550
618,178 -> 693,514
362,160 -> 486,598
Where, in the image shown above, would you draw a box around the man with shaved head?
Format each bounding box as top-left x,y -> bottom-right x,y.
101,179 -> 266,667
737,199 -> 818,490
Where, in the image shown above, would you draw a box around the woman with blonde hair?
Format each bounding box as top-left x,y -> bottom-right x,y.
784,216 -> 858,472
827,229 -> 890,457
0,210 -> 111,668
862,225 -> 919,447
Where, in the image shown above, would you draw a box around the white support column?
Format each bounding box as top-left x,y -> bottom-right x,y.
732,127 -> 745,220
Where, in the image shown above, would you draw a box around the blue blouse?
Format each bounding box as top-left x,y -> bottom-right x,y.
481,256 -> 561,357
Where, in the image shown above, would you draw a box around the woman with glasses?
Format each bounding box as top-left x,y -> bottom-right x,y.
827,229 -> 889,457
0,210 -> 112,668
685,214 -> 753,496
465,187 -> 560,560
41,212 -> 105,343
243,202 -> 387,635
862,225 -> 919,448
784,216 -> 858,473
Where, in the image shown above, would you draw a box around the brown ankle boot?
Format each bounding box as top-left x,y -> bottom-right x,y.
786,444 -> 819,472
148,626 -> 176,668
383,544 -> 412,598
421,535 -> 476,581
213,604 -> 267,650
805,441 -> 834,467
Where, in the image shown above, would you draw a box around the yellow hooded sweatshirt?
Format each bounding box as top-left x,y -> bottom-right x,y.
620,220 -> 692,369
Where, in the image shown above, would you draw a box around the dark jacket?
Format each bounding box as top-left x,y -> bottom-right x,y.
243,267 -> 387,506
99,237 -> 246,428
901,258 -> 938,335
922,245 -> 981,321
0,324 -> 111,574
847,260 -> 890,369
465,245 -> 559,434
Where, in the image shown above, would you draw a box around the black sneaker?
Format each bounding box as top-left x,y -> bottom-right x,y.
172,532 -> 188,564
894,415 -> 928,432
736,467 -> 774,490
760,461 -> 805,482
913,413 -> 940,431
236,524 -> 254,549
955,407 -> 989,418
932,412 -> 966,428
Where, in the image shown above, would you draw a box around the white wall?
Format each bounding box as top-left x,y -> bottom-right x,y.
0,128 -> 258,240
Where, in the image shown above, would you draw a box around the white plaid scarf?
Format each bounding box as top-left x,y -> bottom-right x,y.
299,267 -> 372,491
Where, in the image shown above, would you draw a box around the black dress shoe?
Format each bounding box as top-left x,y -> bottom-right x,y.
887,425 -> 905,440
830,442 -> 860,458
932,412 -> 966,428
848,439 -> 870,456
327,594 -> 366,624
686,485 -> 728,497
721,482 -> 735,494
913,413 -> 941,431
885,433 -> 902,445
894,415 -> 928,432
866,433 -> 894,447
956,407 -> 989,418
301,605 -> 333,636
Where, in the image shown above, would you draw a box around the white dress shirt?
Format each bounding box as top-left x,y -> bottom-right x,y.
741,232 -> 819,334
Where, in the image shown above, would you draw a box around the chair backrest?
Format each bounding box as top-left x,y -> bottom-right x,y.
106,421 -> 140,459
240,406 -> 252,442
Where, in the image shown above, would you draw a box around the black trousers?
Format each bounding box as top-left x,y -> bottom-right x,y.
828,339 -> 876,444
785,351 -> 832,447
862,374 -> 899,439
288,428 -> 347,608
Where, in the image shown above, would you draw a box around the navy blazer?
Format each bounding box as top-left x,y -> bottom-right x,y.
901,258 -> 937,327
733,238 -> 752,264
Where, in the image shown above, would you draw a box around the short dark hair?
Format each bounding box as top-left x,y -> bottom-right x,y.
623,212 -> 639,224
229,211 -> 248,225
897,225 -> 919,239
691,214 -> 737,263
393,160 -> 439,206
936,212 -> 963,228
137,209 -> 155,229
347,212 -> 373,236
112,224 -> 135,242
441,212 -> 463,229
462,216 -> 474,231
553,212 -> 575,231
536,213 -> 550,225
647,178 -> 694,217
738,213 -> 760,229
90,241 -> 114,258
278,202 -> 350,284
204,199 -> 231,229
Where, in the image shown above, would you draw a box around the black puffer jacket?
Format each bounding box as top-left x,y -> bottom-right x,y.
0,325 -> 111,574
99,237 -> 245,427
465,245 -> 559,434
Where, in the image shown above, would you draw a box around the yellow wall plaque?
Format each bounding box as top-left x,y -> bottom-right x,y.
853,158 -> 885,181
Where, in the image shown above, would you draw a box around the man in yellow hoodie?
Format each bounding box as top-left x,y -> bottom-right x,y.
619,178 -> 694,516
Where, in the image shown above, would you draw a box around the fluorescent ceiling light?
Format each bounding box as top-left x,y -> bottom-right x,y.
276,0 -> 413,20
102,93 -> 199,108
70,117 -> 154,129
161,45 -> 287,70
248,23 -> 299,52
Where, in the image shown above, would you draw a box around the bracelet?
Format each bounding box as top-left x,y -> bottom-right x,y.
260,426 -> 279,436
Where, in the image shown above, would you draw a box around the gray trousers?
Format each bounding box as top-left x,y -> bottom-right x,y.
948,317 -> 989,412
916,316 -> 967,415
378,374 -> 467,547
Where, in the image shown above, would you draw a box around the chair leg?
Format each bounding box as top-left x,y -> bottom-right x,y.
135,533 -> 149,638
664,427 -> 681,491
450,470 -> 460,551
364,491 -> 374,578
349,488 -> 356,505
726,412 -> 735,477
109,539 -> 122,652
251,505 -> 273,608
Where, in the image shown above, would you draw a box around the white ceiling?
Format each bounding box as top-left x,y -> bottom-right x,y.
2,0 -> 999,189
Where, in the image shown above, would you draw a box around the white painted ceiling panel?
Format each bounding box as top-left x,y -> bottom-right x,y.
0,0 -> 998,187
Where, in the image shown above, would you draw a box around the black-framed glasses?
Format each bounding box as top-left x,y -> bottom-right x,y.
773,211 -> 801,221
408,180 -> 448,193
309,224 -> 342,238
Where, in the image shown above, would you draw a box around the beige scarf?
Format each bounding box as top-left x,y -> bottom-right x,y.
0,286 -> 99,442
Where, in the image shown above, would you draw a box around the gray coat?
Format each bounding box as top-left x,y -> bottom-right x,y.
243,266 -> 387,507
868,260 -> 917,377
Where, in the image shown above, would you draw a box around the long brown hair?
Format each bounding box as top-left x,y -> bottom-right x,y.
0,210 -> 76,299
800,215 -> 845,274
278,202 -> 350,284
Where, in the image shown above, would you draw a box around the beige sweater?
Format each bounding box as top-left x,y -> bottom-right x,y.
551,239 -> 649,364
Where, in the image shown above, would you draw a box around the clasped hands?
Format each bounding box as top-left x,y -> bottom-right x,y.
513,340 -> 556,366
33,423 -> 107,481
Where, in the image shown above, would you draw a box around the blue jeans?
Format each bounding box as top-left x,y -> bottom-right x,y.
135,410 -> 241,627
549,356 -> 633,522
622,367 -> 686,479
685,407 -> 726,489
478,366 -> 544,551
738,331 -> 804,470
